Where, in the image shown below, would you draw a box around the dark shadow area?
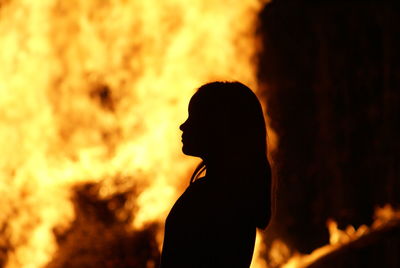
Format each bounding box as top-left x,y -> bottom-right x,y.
258,0 -> 400,266
46,182 -> 160,268
0,226 -> 10,268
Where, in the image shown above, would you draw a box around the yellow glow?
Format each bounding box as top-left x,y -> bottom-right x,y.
0,0 -> 266,267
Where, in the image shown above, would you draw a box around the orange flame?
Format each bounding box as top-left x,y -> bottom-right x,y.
268,205 -> 400,268
0,0 -> 268,267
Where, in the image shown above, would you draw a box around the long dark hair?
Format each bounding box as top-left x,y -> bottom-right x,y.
188,81 -> 272,229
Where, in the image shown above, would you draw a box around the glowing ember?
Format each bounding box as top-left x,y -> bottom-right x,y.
0,0 -> 267,267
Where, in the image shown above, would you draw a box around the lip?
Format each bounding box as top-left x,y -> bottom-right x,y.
181,136 -> 187,144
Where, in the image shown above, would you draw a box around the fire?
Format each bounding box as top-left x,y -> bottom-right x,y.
268,205 -> 400,268
0,0 -> 268,267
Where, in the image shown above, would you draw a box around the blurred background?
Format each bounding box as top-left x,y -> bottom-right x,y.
259,1 -> 400,267
0,0 -> 399,267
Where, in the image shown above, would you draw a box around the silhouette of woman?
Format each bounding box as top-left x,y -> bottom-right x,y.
160,81 -> 272,268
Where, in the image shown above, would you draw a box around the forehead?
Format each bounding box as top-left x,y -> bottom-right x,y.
188,92 -> 204,114
190,88 -> 220,106
188,88 -> 227,117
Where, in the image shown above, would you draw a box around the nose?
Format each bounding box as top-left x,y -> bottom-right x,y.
180,120 -> 187,131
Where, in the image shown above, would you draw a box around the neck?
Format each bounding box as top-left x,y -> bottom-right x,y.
203,153 -> 241,180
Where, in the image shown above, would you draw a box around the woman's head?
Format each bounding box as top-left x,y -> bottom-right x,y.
180,81 -> 267,160
180,81 -> 272,229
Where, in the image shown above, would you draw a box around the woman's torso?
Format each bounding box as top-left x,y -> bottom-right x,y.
160,177 -> 256,268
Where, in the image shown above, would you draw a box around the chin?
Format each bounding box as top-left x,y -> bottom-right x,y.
182,145 -> 201,157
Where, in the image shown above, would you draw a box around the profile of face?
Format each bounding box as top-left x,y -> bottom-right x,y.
179,93 -> 213,158
179,82 -> 266,160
